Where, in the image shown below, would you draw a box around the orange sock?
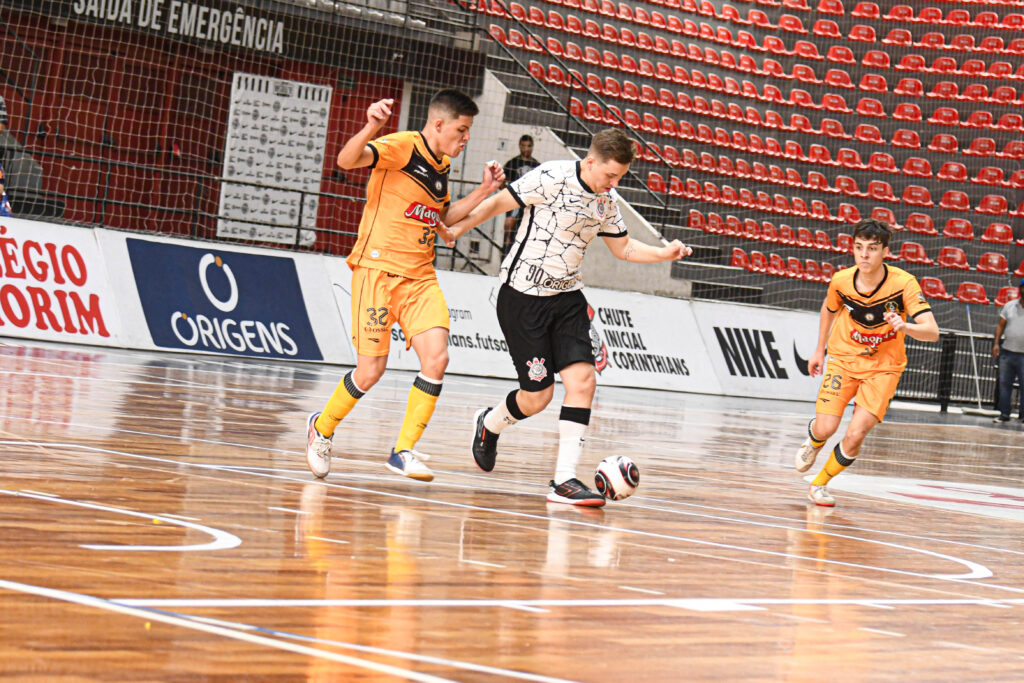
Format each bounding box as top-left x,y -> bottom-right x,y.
394,374 -> 442,452
316,371 -> 365,438
812,443 -> 855,486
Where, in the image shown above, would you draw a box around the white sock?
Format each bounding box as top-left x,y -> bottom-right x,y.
554,419 -> 586,485
483,390 -> 525,435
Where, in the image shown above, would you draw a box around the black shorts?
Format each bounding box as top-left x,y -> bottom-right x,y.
496,284 -> 595,390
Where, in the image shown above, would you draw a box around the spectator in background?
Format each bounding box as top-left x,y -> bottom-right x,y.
0,96 -> 11,217
991,278 -> 1024,424
501,134 -> 540,254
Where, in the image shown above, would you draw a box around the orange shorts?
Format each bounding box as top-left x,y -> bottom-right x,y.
815,357 -> 902,422
350,267 -> 450,357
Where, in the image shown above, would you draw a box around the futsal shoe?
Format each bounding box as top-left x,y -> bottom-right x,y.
807,484 -> 835,507
546,478 -> 606,507
386,449 -> 435,482
305,412 -> 333,479
795,438 -> 823,473
471,407 -> 499,472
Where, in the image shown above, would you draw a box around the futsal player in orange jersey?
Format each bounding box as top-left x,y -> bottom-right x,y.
305,90 -> 504,482
795,219 -> 939,506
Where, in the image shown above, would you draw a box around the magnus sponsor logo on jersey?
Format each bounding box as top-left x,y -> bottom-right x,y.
404,202 -> 441,228
127,239 -> 321,360
597,306 -> 689,376
851,328 -> 897,348
713,327 -> 788,379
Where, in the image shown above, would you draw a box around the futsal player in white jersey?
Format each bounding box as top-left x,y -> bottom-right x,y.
442,129 -> 691,506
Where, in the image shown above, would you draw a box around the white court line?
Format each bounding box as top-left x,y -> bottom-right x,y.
308,535 -> 349,545
268,507 -> 307,515
859,628 -> 905,638
111,597 -> 1024,611
0,578 -> 460,683
618,586 -> 665,595
0,488 -> 240,552
460,559 -> 506,569
3,441 -> 1005,590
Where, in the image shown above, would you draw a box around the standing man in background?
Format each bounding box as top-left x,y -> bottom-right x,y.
304,90 -> 503,482
501,134 -> 540,254
991,278 -> 1024,423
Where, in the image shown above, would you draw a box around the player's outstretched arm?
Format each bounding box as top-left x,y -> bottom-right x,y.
884,310 -> 939,342
602,236 -> 692,263
443,189 -> 519,243
443,161 -> 506,226
337,98 -> 394,170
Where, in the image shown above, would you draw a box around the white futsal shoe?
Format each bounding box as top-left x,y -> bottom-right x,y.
386,449 -> 434,482
807,484 -> 835,507
795,437 -> 823,473
305,412 -> 333,479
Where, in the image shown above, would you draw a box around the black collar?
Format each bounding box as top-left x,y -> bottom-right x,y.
576,160 -> 595,194
853,264 -> 889,298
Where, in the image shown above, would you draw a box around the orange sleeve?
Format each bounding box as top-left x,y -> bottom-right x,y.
368,133 -> 412,170
903,276 -> 932,320
825,275 -> 842,313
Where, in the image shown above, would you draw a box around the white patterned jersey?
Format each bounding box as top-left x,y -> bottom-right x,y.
502,160 -> 627,296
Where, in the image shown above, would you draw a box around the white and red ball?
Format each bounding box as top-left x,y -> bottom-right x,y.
594,455 -> 640,501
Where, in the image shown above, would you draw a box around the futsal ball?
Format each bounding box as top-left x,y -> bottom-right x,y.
594,455 -> 640,501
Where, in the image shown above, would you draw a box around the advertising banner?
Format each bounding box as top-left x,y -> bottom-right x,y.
125,237 -> 323,360
691,300 -> 820,401
325,261 -> 721,393
0,216 -> 121,345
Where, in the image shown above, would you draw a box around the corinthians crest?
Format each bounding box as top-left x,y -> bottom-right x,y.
587,305 -> 609,374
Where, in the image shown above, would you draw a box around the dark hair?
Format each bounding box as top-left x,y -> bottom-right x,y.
428,89 -> 479,119
852,218 -> 892,248
589,129 -> 634,164
519,134 -> 534,144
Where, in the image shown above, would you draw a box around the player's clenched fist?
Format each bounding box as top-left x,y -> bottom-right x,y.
367,98 -> 394,127
883,310 -> 905,332
661,240 -> 692,260
481,160 -> 505,192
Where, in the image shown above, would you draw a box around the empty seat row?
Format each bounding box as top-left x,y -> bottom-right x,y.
691,209 -> 853,252
920,278 -> 1021,306
879,29 -> 1024,55
891,243 -> 1021,275
901,215 -> 1023,243
730,247 -> 838,283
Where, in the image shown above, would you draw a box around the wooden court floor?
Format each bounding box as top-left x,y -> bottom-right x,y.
1,338 -> 1023,681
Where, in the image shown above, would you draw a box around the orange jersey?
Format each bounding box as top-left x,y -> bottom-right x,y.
825,264 -> 931,372
346,131 -> 451,279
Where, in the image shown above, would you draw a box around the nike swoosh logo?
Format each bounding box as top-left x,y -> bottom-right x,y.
793,342 -> 811,377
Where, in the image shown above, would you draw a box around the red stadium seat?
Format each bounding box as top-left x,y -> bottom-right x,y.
898,242 -> 934,264
856,98 -> 886,118
903,185 -> 935,207
848,24 -> 876,42
896,54 -> 927,71
871,207 -> 898,228
851,2 -> 879,19
960,84 -> 990,103
920,276 -> 954,301
860,74 -> 888,93
963,138 -> 996,157
976,195 -> 1008,216
793,41 -> 825,61
808,144 -> 836,166
861,51 -> 890,70
785,257 -> 806,280
749,251 -> 769,273
981,223 -> 1014,245
824,69 -> 854,89
956,282 -> 990,305
995,287 -> 1021,307
937,246 -> 969,270
868,152 -> 897,174
821,94 -> 851,113
834,175 -> 864,197
948,34 -> 976,52
943,218 -> 974,241
972,167 -> 1005,187
891,129 -> 921,149
805,170 -> 831,192
939,190 -> 970,211
902,157 -> 932,178
835,233 -> 853,253
883,29 -> 912,47
977,252 -> 1009,275
647,172 -> 667,194
854,124 -> 884,145
868,180 -> 896,202
838,203 -> 861,223
963,111 -> 994,130
818,0 -> 845,15
928,107 -> 960,126
730,248 -> 751,270
893,103 -> 922,122
998,141 -> 1024,160
905,213 -> 937,236
937,161 -> 967,182
927,134 -> 958,153
813,19 -> 842,38
928,82 -> 959,100
894,78 -> 923,97
804,260 -> 824,282
826,45 -> 856,64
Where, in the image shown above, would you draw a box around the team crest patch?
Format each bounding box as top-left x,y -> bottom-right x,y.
526,357 -> 548,382
596,198 -> 607,217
